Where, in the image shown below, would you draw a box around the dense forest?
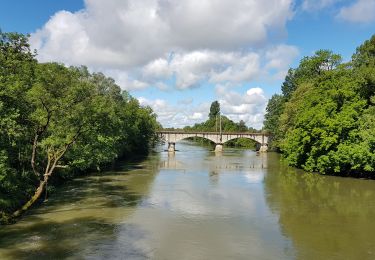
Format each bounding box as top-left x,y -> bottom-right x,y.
0,32 -> 159,223
263,35 -> 375,177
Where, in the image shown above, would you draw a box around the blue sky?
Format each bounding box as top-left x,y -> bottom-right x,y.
1,0 -> 374,128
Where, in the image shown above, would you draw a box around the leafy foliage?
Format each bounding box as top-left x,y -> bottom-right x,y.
0,32 -> 159,223
208,100 -> 220,119
263,36 -> 375,177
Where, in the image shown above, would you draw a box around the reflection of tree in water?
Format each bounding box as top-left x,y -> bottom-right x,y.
264,156 -> 375,260
0,153 -> 162,259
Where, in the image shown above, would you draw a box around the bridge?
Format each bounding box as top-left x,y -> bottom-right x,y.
156,131 -> 270,152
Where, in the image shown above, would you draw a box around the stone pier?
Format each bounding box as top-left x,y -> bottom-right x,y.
259,144 -> 268,152
215,144 -> 223,152
168,142 -> 175,152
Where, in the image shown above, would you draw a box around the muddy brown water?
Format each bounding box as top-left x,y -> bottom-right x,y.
1,141 -> 375,259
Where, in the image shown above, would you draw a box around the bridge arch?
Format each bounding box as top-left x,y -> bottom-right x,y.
172,134 -> 218,144
222,136 -> 260,145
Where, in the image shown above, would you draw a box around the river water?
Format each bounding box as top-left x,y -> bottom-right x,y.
1,141 -> 375,259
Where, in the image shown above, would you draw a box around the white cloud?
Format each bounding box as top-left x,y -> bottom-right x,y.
104,70 -> 149,90
138,97 -> 210,128
133,47 -> 296,90
30,0 -> 293,70
265,44 -> 299,79
142,58 -> 172,81
217,86 -> 268,129
28,0 -> 299,128
169,51 -> 261,89
337,0 -> 375,23
189,112 -> 204,120
28,0 -> 299,91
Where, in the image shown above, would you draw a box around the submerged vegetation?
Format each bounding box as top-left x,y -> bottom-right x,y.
263,35 -> 375,177
0,32 -> 159,223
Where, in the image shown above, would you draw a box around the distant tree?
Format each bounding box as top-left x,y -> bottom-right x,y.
238,120 -> 247,132
209,101 -> 220,119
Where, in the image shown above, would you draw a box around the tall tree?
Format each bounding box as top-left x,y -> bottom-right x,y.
238,120 -> 247,132
209,101 -> 220,119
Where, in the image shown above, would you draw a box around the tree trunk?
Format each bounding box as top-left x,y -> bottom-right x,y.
12,176 -> 48,218
12,127 -> 81,219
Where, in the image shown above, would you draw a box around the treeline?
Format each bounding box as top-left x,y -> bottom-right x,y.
264,35 -> 375,177
0,32 -> 159,223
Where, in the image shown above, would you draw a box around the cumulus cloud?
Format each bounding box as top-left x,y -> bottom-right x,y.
265,44 -> 299,79
112,47 -> 296,91
29,0 -> 299,128
139,51 -> 262,90
337,0 -> 375,23
31,0 -> 293,68
138,97 -> 210,128
29,0 -> 296,91
217,86 -> 267,129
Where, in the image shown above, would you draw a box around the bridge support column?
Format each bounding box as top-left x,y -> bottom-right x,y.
259,144 -> 268,152
168,142 -> 176,152
215,143 -> 223,152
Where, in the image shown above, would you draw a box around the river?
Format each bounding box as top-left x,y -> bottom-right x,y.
1,141 -> 375,259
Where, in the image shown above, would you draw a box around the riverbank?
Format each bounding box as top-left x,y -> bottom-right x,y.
0,151 -> 156,225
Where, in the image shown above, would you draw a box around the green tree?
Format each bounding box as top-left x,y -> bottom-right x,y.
352,34 -> 375,103
208,100 -> 220,119
281,69 -> 297,100
238,120 -> 247,132
0,31 -> 160,222
0,32 -> 37,221
263,38 -> 375,176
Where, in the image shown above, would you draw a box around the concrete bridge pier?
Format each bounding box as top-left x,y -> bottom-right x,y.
168,142 -> 176,152
215,143 -> 223,152
259,144 -> 268,152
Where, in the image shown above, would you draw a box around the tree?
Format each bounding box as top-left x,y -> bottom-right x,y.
12,63 -> 160,218
352,34 -> 375,103
281,69 -> 297,100
13,63 -> 99,216
262,36 -> 375,176
238,120 -> 247,132
209,101 -> 220,119
294,50 -> 342,81
0,31 -> 160,223
0,32 -> 37,221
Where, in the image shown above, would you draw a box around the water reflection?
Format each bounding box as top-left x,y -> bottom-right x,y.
2,142 -> 375,259
0,154 -> 161,259
264,153 -> 375,260
133,142 -> 293,259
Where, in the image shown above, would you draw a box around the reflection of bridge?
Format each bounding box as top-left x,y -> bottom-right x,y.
157,131 -> 269,152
